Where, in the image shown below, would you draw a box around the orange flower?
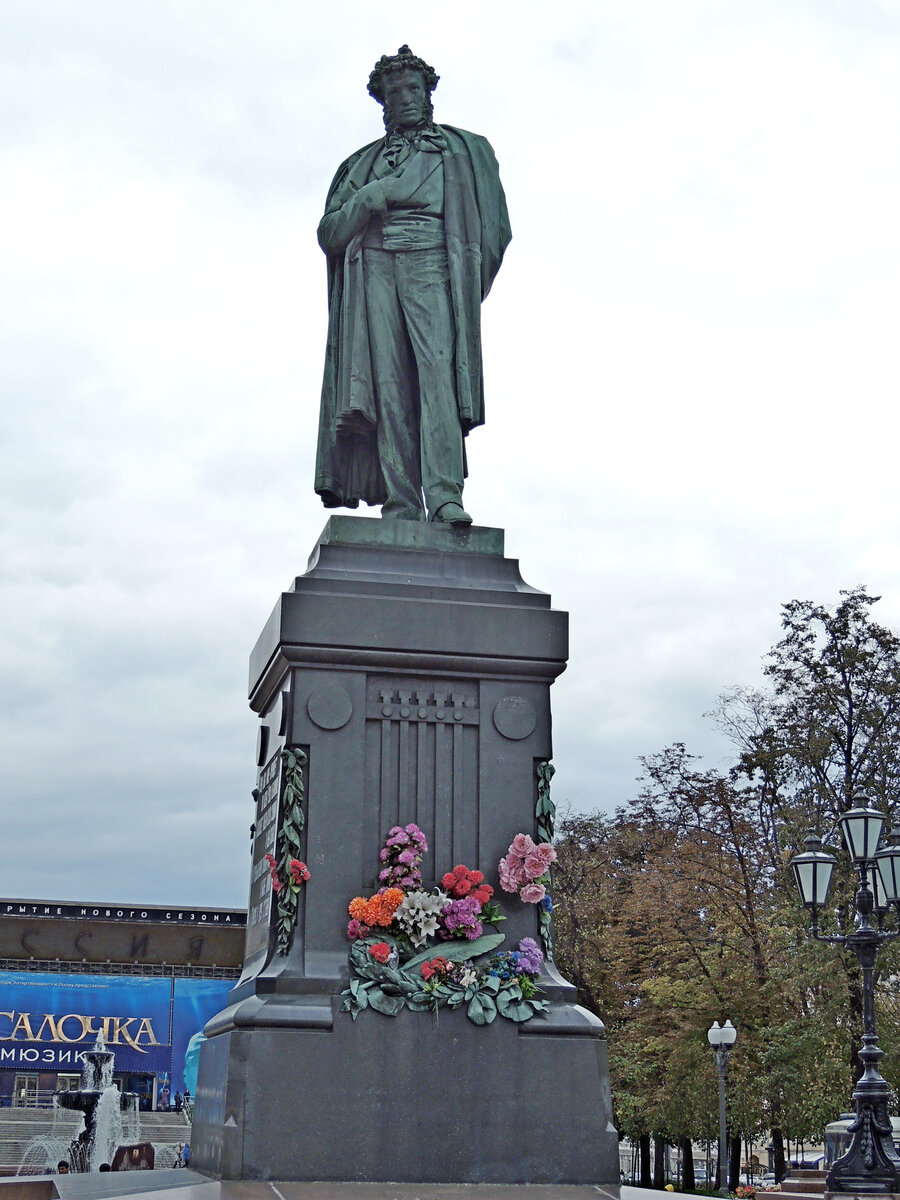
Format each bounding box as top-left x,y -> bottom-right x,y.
364,887 -> 405,926
348,897 -> 368,920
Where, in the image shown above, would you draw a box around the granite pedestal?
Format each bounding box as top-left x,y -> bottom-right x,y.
190,516 -> 618,1183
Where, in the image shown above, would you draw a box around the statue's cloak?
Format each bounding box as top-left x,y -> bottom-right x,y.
314,125 -> 511,509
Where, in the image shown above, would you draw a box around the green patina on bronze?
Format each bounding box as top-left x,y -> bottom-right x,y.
273,746 -> 307,955
536,760 -> 556,959
314,45 -> 511,527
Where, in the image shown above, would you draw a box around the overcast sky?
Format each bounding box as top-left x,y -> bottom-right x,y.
3,0 -> 900,909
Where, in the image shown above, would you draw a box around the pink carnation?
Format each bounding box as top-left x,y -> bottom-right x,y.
498,858 -> 519,893
523,854 -> 546,880
535,841 -> 557,867
520,883 -> 547,904
511,833 -> 536,858
524,844 -> 555,879
504,852 -> 530,885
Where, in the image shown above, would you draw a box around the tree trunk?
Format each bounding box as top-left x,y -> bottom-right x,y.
640,1133 -> 652,1189
680,1137 -> 695,1190
771,1127 -> 786,1182
729,1132 -> 741,1190
654,1136 -> 667,1188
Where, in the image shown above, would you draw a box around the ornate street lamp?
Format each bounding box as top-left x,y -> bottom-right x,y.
708,1019 -> 737,1197
791,802 -> 900,1194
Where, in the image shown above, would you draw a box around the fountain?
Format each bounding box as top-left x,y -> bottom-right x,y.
17,1033 -> 140,1174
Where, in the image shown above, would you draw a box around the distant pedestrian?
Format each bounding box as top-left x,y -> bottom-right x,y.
182,1144 -> 191,1167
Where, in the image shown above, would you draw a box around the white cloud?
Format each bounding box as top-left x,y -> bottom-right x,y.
3,0 -> 900,906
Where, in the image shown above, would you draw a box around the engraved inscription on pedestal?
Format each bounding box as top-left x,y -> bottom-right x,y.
243,750 -> 282,970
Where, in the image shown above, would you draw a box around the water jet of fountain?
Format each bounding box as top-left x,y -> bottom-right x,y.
16,1032 -> 140,1174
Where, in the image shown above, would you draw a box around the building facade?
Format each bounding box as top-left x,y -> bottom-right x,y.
0,899 -> 245,1110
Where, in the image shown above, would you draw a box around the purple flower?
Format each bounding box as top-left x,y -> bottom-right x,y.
439,895 -> 483,940
397,849 -> 417,866
516,937 -> 544,975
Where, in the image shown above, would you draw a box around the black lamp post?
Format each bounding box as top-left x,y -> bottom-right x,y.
708,1019 -> 737,1197
791,802 -> 900,1195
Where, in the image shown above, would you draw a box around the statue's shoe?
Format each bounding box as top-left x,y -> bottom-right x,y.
433,502 -> 473,527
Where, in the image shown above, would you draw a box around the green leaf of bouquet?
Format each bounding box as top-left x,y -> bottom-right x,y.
497,989 -> 534,1022
467,991 -> 497,1026
367,987 -> 405,1017
482,974 -> 501,994
348,978 -> 370,1006
349,942 -> 369,970
405,998 -> 432,1012
403,932 -> 505,972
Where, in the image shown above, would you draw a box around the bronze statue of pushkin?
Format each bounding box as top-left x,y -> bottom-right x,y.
314,46 -> 511,527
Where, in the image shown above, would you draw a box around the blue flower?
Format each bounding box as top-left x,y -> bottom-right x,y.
541,895 -> 553,913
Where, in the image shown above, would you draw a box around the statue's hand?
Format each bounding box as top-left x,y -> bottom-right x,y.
379,155 -> 433,207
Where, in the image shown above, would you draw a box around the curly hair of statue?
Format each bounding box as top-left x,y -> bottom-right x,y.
368,45 -> 439,130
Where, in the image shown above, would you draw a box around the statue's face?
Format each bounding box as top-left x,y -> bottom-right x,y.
382,69 -> 428,130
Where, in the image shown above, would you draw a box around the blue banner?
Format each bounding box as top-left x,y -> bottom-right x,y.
0,971 -> 172,1075
171,978 -> 233,1096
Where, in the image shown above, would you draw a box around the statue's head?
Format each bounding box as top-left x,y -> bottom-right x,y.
368,45 -> 439,133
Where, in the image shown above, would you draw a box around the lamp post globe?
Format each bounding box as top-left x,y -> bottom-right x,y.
839,804 -> 887,864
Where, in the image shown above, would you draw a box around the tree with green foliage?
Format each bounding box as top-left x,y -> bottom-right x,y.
553,587 -> 900,1188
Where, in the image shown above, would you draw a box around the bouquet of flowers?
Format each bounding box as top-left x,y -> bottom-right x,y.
341,827 -> 548,1027
498,833 -> 556,904
265,853 -> 310,895
378,823 -> 429,888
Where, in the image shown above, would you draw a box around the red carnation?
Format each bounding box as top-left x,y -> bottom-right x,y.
369,942 -> 391,964
265,853 -> 283,892
442,864 -> 488,900
420,956 -> 450,981
289,859 -> 311,884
